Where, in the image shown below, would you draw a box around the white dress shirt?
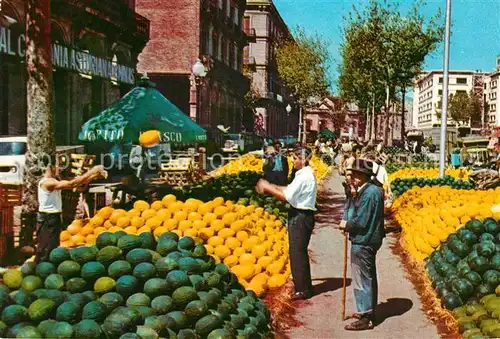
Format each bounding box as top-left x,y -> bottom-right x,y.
284,166 -> 317,211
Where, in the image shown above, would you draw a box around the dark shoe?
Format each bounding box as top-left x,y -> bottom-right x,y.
291,292 -> 311,301
344,318 -> 374,331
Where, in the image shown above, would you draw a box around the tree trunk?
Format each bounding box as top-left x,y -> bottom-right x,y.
401,86 -> 406,141
370,93 -> 376,143
22,0 -> 55,246
384,84 -> 391,146
364,104 -> 370,141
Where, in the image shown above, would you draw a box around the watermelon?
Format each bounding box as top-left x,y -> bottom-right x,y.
198,292 -> 220,309
73,319 -> 103,338
117,235 -> 142,253
5,322 -> 32,338
119,333 -> 142,339
108,260 -> 133,279
136,325 -> 161,339
81,261 -> 107,282
480,233 -> 496,243
49,247 -> 71,265
144,278 -> 169,298
139,232 -> 156,250
0,291 -> 10,310
94,277 -> 117,294
83,291 -> 98,301
484,219 -> 499,235
1,304 -> 28,325
158,232 -> 179,243
167,251 -> 184,262
56,301 -> 82,324
97,246 -> 123,267
483,270 -> 500,286
491,253 -> 500,271
28,298 -> 56,322
57,260 -> 81,279
32,289 -> 66,306
3,270 -> 23,290
205,272 -> 221,288
178,257 -> 201,274
67,293 -> 92,307
37,319 -> 57,337
11,289 -> 36,307
143,315 -> 169,336
453,279 -> 475,300
172,286 -> 198,306
476,284 -> 496,298
449,239 -> 470,258
193,244 -> 208,257
114,231 -> 127,240
190,275 -> 207,291
116,275 -> 140,298
151,296 -> 174,315
66,277 -> 88,293
469,256 -> 490,274
126,248 -> 153,266
96,232 -> 118,249
167,270 -> 190,290
127,293 -> 151,307
83,301 -> 109,321
21,275 -> 42,292
465,271 -> 483,287
166,311 -> 190,331
148,250 -> 161,264
99,292 -> 124,311
178,237 -> 196,251
178,328 -> 198,339
467,219 -> 485,235
16,325 -> 42,338
20,262 -> 37,277
154,257 -> 171,277
185,300 -> 208,319
444,251 -> 460,266
44,273 -> 65,290
102,307 -> 141,338
133,306 -> 155,319
36,262 -> 56,280
51,321 -> 74,338
459,229 -> 479,246
195,314 -> 222,336
133,263 -> 156,281
478,241 -> 496,258
156,239 -> 178,256
70,246 -> 98,264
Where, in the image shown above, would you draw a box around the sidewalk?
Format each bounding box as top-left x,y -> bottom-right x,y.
285,171 -> 438,339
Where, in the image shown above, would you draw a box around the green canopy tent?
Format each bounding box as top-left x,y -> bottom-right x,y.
319,128 -> 336,139
79,77 -> 206,144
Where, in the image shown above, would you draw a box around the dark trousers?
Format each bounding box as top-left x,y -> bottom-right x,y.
351,244 -> 378,319
288,208 -> 315,294
35,212 -> 62,263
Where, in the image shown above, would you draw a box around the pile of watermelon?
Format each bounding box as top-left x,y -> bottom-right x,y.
390,175 -> 474,197
0,231 -> 271,338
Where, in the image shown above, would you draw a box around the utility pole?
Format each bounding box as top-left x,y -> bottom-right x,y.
439,0 -> 452,178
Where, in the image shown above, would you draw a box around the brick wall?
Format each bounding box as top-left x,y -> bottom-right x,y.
136,0 -> 200,74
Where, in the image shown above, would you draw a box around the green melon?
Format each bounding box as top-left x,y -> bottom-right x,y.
97,246 -> 123,267
37,319 -> 57,337
156,239 -> 179,256
11,289 -> 36,307
0,290 -> 11,310
96,232 -> 118,249
32,289 -> 66,306
28,298 -> 56,322
82,301 -> 109,321
15,325 -> 42,338
190,275 -> 207,291
81,261 -> 107,282
36,262 -> 56,280
139,232 -> 156,250
214,264 -> 230,277
136,325 -> 160,339
193,244 -> 208,257
99,292 -> 124,311
198,291 -> 220,309
2,304 -> 28,325
167,251 -> 184,262
67,293 -> 92,308
82,290 -> 98,301
151,296 -> 174,315
172,286 -> 198,306
205,272 -> 221,288
148,250 -> 161,264
6,322 -> 31,338
166,311 -> 190,331
167,270 -> 190,290
178,257 -> 201,274
195,314 -> 222,336
127,293 -> 151,307
0,320 -> 6,337
133,306 -> 155,318
119,333 -> 142,339
44,273 -> 65,290
56,301 -> 82,324
3,270 -> 23,290
143,315 -> 169,336
466,219 -> 485,235
178,237 -> 195,251
126,248 -> 153,266
70,246 -> 98,264
185,300 -> 208,319
20,262 -> 37,277
73,319 -> 103,338
158,232 -> 179,243
66,277 -> 88,293
94,277 -> 116,294
51,321 -> 74,338
57,260 -> 81,279
144,278 -> 169,298
178,328 -> 198,339
49,247 -> 71,265
117,235 -> 142,253
133,263 -> 156,280
154,257 -> 171,277
102,309 -> 140,338
108,260 -> 133,279
207,328 -> 232,339
116,275 -> 140,297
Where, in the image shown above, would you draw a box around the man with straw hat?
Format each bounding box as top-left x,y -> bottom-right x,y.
255,147 -> 316,301
339,158 -> 385,330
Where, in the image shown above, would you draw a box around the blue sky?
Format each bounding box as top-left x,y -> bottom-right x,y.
273,0 -> 500,94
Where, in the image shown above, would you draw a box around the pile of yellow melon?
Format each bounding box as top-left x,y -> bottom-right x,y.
389,167 -> 470,182
60,195 -> 290,295
392,186 -> 500,262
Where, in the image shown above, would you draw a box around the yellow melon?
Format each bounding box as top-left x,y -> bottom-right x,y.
97,206 -> 114,219
183,228 -> 198,238
198,203 -> 213,214
192,220 -> 207,230
247,281 -> 267,297
137,226 -> 152,234
203,213 -> 217,224
253,264 -> 262,275
164,219 -> 178,230
67,223 -> 82,235
173,211 -> 188,222
214,245 -> 231,259
161,194 -> 177,207
218,228 -> 235,239
233,247 -> 246,257
130,216 -> 145,228
251,273 -> 270,285
151,201 -> 164,211
71,234 -> 86,246
230,220 -> 247,232
109,210 -> 127,224
116,216 -> 131,228
85,234 -> 96,245
89,215 -> 104,227
223,255 -> 239,267
188,212 -> 202,222
124,226 -> 137,235
146,217 -> 162,230
154,226 -> 168,237
107,226 -> 122,233
251,245 -> 267,258
222,212 -> 237,226
214,206 -> 229,217
127,209 -> 141,218
208,236 -> 224,247
267,274 -> 287,288
199,227 -> 215,241
142,209 -> 157,220
232,264 -> 254,281
103,220 -> 114,230
225,237 -> 241,250
267,260 -> 285,275
212,197 -> 224,207
178,220 -> 193,232
80,225 -> 94,236
60,230 -> 71,242
236,231 -> 249,242
133,200 -> 150,212
93,226 -> 107,235
257,256 -> 274,269
155,209 -> 171,221
210,220 -> 225,232
239,253 -> 256,266
205,244 -> 214,254
168,201 -> 184,213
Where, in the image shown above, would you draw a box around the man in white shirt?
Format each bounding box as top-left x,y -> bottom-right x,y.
256,147 -> 316,300
36,159 -> 106,263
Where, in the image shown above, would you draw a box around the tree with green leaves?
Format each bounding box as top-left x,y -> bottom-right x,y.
436,90 -> 482,126
338,0 -> 443,143
275,27 -> 330,142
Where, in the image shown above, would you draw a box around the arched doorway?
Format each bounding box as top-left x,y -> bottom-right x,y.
0,1 -> 26,135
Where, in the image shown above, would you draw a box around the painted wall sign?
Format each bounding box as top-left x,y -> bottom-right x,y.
0,23 -> 135,84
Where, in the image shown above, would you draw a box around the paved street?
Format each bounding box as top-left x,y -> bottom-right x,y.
286,171 -> 439,339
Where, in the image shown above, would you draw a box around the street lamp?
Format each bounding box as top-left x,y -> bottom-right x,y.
192,59 -> 207,124
286,104 -> 292,136
286,104 -> 292,114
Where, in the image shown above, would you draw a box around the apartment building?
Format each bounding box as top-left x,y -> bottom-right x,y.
484,56 -> 500,127
244,0 -> 297,138
412,71 -> 487,133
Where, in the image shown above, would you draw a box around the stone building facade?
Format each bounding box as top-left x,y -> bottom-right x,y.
0,0 -> 149,145
136,0 -> 251,140
244,0 -> 297,139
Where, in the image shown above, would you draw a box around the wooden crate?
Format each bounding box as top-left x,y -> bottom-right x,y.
0,184 -> 22,206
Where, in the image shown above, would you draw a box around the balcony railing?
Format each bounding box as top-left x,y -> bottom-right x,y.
243,55 -> 256,66
244,28 -> 256,42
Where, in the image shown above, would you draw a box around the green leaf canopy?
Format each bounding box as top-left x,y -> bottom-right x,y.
79,81 -> 206,144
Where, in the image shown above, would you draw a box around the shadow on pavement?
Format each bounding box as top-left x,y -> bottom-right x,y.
312,277 -> 352,296
375,297 -> 414,326
315,194 -> 346,226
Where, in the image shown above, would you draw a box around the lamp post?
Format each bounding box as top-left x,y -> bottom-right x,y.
286,104 -> 292,137
192,59 -> 207,125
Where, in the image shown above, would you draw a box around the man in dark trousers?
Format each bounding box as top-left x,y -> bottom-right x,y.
36,159 -> 106,263
262,140 -> 289,186
256,147 -> 316,300
340,159 -> 385,331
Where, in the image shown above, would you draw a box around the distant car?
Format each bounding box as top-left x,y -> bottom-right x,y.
0,136 -> 26,184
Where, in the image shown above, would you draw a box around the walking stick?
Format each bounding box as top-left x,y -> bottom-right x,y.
341,231 -> 348,321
